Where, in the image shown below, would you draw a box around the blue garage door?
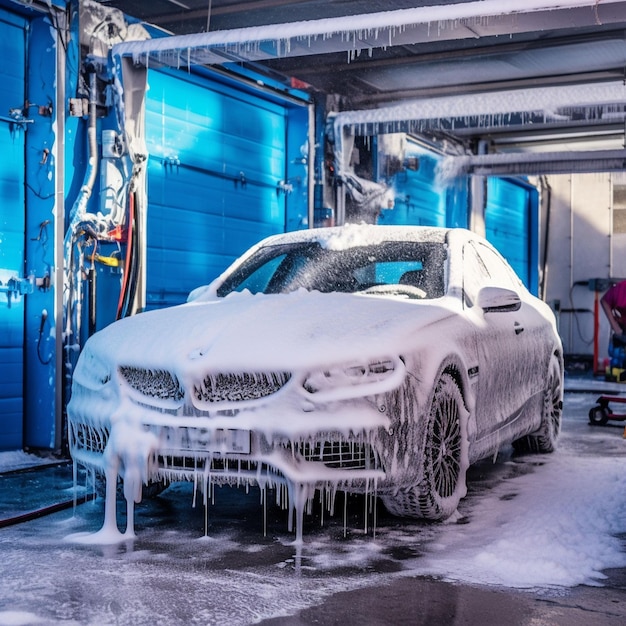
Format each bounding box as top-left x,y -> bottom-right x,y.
145,69 -> 306,309
0,10 -> 26,450
379,141 -> 446,227
485,177 -> 539,293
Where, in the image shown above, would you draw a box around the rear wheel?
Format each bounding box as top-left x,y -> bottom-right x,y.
513,355 -> 563,453
382,372 -> 468,520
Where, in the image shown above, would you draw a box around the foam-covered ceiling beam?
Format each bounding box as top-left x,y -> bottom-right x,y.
113,0 -> 626,68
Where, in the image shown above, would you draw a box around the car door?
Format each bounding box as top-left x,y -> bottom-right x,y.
462,240 -> 545,445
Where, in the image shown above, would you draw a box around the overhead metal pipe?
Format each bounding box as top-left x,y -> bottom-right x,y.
112,0 -> 626,67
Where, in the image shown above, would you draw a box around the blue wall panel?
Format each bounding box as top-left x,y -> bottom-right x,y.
23,15 -> 61,449
0,9 -> 26,450
485,177 -> 537,290
0,348 -> 22,449
145,69 -> 307,309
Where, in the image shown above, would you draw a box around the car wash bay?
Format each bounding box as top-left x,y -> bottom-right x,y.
1,0 -> 626,622
0,1 -> 543,456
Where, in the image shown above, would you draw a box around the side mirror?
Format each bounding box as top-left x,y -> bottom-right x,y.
477,286 -> 521,313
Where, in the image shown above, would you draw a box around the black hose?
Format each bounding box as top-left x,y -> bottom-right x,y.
88,267 -> 97,336
125,193 -> 140,314
118,191 -> 139,318
36,309 -> 52,366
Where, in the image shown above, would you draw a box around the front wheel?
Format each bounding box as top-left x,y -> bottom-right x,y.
382,372 -> 469,520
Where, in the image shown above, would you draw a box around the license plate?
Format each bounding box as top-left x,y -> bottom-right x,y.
169,427 -> 251,454
211,428 -> 251,454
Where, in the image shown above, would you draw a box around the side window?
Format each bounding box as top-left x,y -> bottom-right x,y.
463,241 -> 521,307
474,242 -> 522,291
462,244 -> 490,307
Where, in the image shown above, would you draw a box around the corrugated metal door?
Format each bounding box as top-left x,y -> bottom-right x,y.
379,141 -> 446,227
145,69 -> 302,309
0,10 -> 26,450
485,177 -> 538,292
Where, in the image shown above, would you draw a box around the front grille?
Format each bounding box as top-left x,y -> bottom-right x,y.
70,422 -> 110,454
158,455 -> 259,473
156,455 -> 284,487
156,434 -> 379,473
291,437 -> 380,470
119,366 -> 185,402
193,371 -> 291,404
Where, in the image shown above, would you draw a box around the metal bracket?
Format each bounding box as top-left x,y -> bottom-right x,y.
0,277 -> 34,308
0,108 -> 34,130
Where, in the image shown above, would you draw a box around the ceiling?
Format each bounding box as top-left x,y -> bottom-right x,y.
94,0 -> 626,169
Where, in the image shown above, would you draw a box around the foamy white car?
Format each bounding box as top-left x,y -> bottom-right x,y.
68,224 -> 563,538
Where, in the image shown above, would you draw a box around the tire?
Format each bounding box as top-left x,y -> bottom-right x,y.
513,354 -> 563,453
588,405 -> 609,426
382,372 -> 468,520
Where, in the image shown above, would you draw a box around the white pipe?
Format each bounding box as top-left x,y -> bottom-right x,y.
469,140 -> 488,237
65,69 -> 99,231
307,102 -> 315,229
54,6 -> 67,452
62,67 -> 100,406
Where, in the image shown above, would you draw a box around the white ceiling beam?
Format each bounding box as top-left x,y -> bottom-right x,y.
442,149 -> 626,177
333,82 -> 626,131
113,0 -> 626,66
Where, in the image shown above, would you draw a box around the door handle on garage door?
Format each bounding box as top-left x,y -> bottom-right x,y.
514,322 -> 524,335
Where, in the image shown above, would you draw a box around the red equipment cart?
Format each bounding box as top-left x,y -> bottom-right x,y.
589,395 -> 626,428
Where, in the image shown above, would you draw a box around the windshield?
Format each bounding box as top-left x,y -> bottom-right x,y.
216,240 -> 446,299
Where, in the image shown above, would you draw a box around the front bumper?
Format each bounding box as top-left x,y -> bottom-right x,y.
68,388 -> 390,497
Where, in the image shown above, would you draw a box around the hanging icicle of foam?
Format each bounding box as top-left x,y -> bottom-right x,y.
66,397 -> 161,544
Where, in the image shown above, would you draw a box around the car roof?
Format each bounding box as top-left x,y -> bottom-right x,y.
254,224 -> 453,250
196,225 -> 491,301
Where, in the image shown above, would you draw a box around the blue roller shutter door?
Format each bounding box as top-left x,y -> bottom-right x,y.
0,11 -> 26,450
379,143 -> 446,227
145,70 -> 293,309
485,177 -> 538,293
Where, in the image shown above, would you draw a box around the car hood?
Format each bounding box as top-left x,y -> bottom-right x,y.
84,290 -> 456,374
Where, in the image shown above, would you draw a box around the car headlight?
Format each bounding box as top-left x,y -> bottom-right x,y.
74,349 -> 112,389
303,357 -> 405,400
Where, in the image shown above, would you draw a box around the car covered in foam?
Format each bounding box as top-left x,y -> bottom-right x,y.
67,224 -> 563,540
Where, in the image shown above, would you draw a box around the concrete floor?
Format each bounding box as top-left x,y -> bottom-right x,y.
1,380 -> 625,625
